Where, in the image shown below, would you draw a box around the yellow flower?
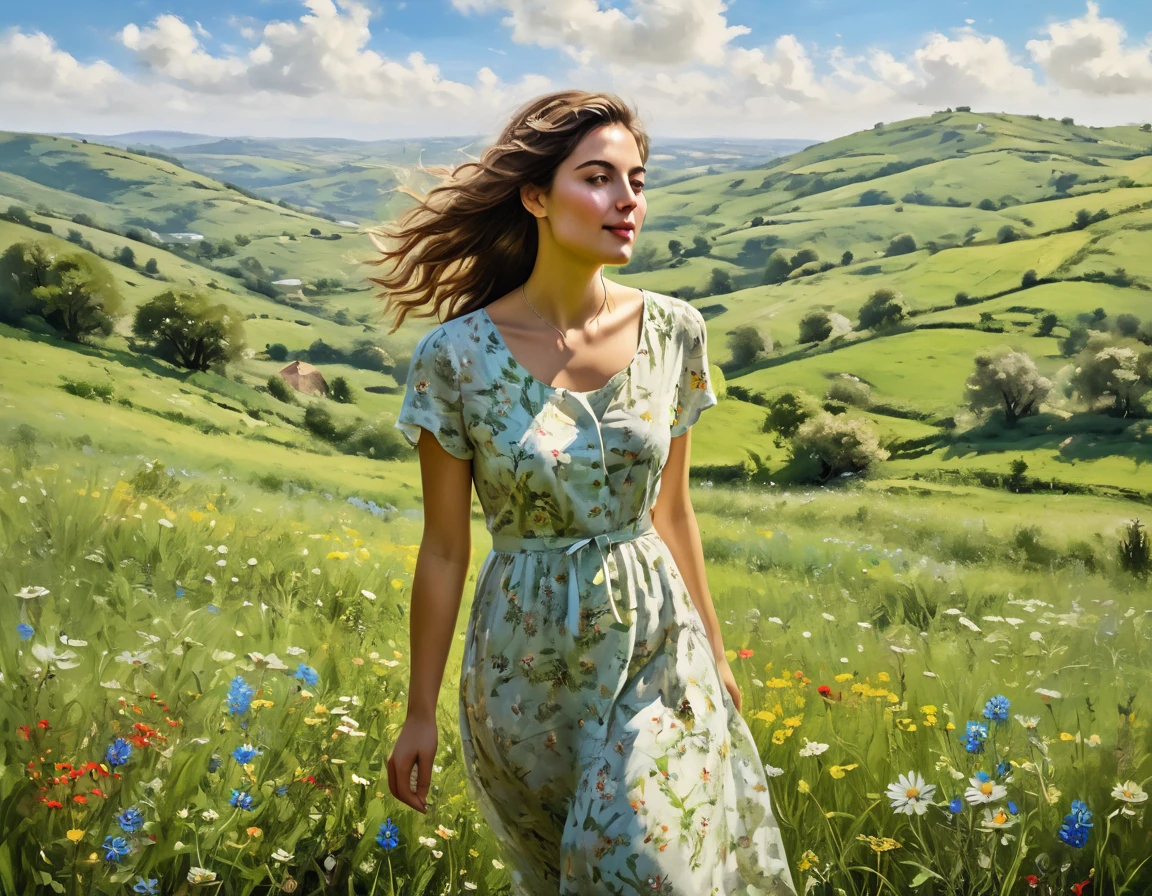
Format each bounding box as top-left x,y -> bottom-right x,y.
758,529 -> 774,540
753,711 -> 777,724
206,502 -> 217,512
797,849 -> 818,872
66,829 -> 85,843
797,779 -> 810,794
1087,734 -> 1101,747
326,551 -> 349,561
945,722 -> 955,731
189,510 -> 205,522
920,705 -> 937,715
834,672 -> 854,682
857,835 -> 901,853
924,715 -> 938,727
829,763 -> 859,779
886,692 -> 900,704
772,729 -> 787,745
794,695 -> 806,709
1060,732 -> 1076,742
725,649 -> 737,662
765,677 -> 792,689
783,715 -> 803,728
876,671 -> 890,683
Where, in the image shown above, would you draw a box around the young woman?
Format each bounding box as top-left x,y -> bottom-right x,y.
371,89 -> 796,895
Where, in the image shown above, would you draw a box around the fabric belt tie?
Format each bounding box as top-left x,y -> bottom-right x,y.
489,512 -> 655,639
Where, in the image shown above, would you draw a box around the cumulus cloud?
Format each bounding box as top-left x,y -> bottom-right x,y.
0,29 -> 133,110
452,0 -> 749,67
1027,1 -> 1152,94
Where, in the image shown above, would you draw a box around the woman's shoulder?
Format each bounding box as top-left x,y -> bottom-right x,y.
641,288 -> 705,337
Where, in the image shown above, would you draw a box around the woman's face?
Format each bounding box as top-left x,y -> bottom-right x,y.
525,122 -> 646,265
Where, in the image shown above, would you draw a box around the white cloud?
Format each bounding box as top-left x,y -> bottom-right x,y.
452,0 -> 749,67
1027,1 -> 1152,94
728,35 -> 827,106
0,29 -> 131,110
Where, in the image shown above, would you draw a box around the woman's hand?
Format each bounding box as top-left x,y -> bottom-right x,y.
716,656 -> 742,715
387,716 -> 438,814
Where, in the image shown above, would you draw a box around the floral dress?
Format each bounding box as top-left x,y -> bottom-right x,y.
395,289 -> 796,896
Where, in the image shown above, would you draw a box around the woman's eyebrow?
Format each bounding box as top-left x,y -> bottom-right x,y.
573,159 -> 646,175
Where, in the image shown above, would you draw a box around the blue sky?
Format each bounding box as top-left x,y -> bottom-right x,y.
1,1 -> 1150,139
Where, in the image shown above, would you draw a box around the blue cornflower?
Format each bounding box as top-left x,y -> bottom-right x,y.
231,743 -> 263,765
995,760 -> 1012,778
229,789 -> 254,810
973,770 -> 991,783
983,695 -> 1010,722
105,738 -> 133,767
376,818 -> 400,850
226,676 -> 255,715
17,623 -> 34,640
175,586 -> 186,599
294,663 -> 319,687
962,720 -> 987,754
948,797 -> 963,814
116,806 -> 145,833
102,835 -> 131,862
132,876 -> 159,895
1058,799 -> 1093,848
1008,801 -> 1019,815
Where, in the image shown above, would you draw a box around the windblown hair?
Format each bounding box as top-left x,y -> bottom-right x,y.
365,89 -> 649,334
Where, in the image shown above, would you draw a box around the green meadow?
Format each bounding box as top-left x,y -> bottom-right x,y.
2,108 -> 1151,894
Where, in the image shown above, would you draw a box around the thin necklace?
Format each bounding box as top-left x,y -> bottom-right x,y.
521,269 -> 610,344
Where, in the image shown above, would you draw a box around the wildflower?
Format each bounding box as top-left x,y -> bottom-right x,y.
798,739 -> 829,758
187,867 -> 216,884
132,876 -> 159,895
961,720 -> 987,754
294,664 -> 320,687
115,807 -> 144,833
979,807 -> 1017,830
229,790 -> 254,810
272,848 -> 294,863
248,652 -> 289,671
102,835 -> 131,862
66,830 -> 85,842
105,738 -> 133,767
796,849 -> 818,872
982,695 -> 1009,722
737,649 -> 754,659
17,623 -> 34,640
886,771 -> 935,815
31,643 -> 81,670
1025,875 -> 1039,888
226,676 -> 256,715
948,797 -> 963,814
964,771 -> 1007,804
1034,688 -> 1061,700
1015,714 -> 1040,730
828,764 -> 858,779
376,818 -> 400,850
856,834 -> 901,852
1058,800 -> 1092,848
231,744 -> 263,765
16,586 -> 50,600
435,824 -> 456,839
1112,780 -> 1147,803
202,809 -> 220,822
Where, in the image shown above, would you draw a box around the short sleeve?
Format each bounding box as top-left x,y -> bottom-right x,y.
394,326 -> 474,460
670,304 -> 718,438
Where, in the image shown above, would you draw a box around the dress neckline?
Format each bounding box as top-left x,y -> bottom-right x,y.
479,288 -> 648,396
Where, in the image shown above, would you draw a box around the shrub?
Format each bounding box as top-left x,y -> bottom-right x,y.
266,343 -> 289,362
884,234 -> 917,257
1021,269 -> 1039,288
825,376 -> 872,408
60,379 -> 114,402
1118,519 -> 1151,579
790,412 -> 889,480
330,376 -> 356,404
266,375 -> 296,404
966,349 -> 1051,426
996,225 -> 1021,244
857,288 -> 907,330
132,290 -> 246,371
798,310 -> 833,344
763,390 -> 821,439
303,404 -> 342,442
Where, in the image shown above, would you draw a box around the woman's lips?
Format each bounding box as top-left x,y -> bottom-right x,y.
605,227 -> 634,239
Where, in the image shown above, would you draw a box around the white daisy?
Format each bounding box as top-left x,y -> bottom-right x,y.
964,774 -> 1008,804
1014,714 -> 1040,730
979,806 -> 1017,830
1112,781 -> 1148,803
885,771 -> 936,815
798,738 -> 830,758
16,586 -> 50,600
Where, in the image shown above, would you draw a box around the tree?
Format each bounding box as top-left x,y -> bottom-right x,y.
266,342 -> 289,362
691,235 -> 711,256
965,349 -> 1052,426
996,225 -> 1021,244
5,205 -> 32,226
144,257 -> 160,275
763,390 -> 820,439
1115,313 -> 1141,338
1061,117 -> 1075,125
750,216 -> 765,227
798,310 -> 833,344
1038,313 -> 1060,337
763,253 -> 793,285
840,250 -> 854,266
858,189 -> 894,206
26,252 -> 124,342
978,198 -> 997,211
826,375 -> 872,407
0,240 -> 54,323
116,246 -> 137,268
706,268 -> 733,295
132,290 -> 246,371
1021,269 -> 1039,288
857,288 -> 907,331
956,105 -> 971,112
234,233 -> 251,247
884,234 -> 917,257
790,248 -> 819,270
668,239 -> 683,257
1069,333 -> 1152,417
310,227 -> 321,236
791,413 -> 889,481
726,325 -> 769,368
330,375 -> 355,404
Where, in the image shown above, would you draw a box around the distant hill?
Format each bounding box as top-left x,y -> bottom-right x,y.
2,110 -> 1150,503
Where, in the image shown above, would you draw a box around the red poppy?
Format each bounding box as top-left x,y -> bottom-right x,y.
1072,879 -> 1091,895
44,800 -> 64,809
73,795 -> 87,804
17,726 -> 31,740
38,719 -> 51,729
818,685 -> 832,698
1025,875 -> 1038,888
737,649 -> 754,659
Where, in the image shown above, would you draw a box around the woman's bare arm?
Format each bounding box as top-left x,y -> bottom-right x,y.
405,429 -> 474,722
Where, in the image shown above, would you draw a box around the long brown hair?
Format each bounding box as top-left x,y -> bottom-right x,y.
365,89 -> 650,334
